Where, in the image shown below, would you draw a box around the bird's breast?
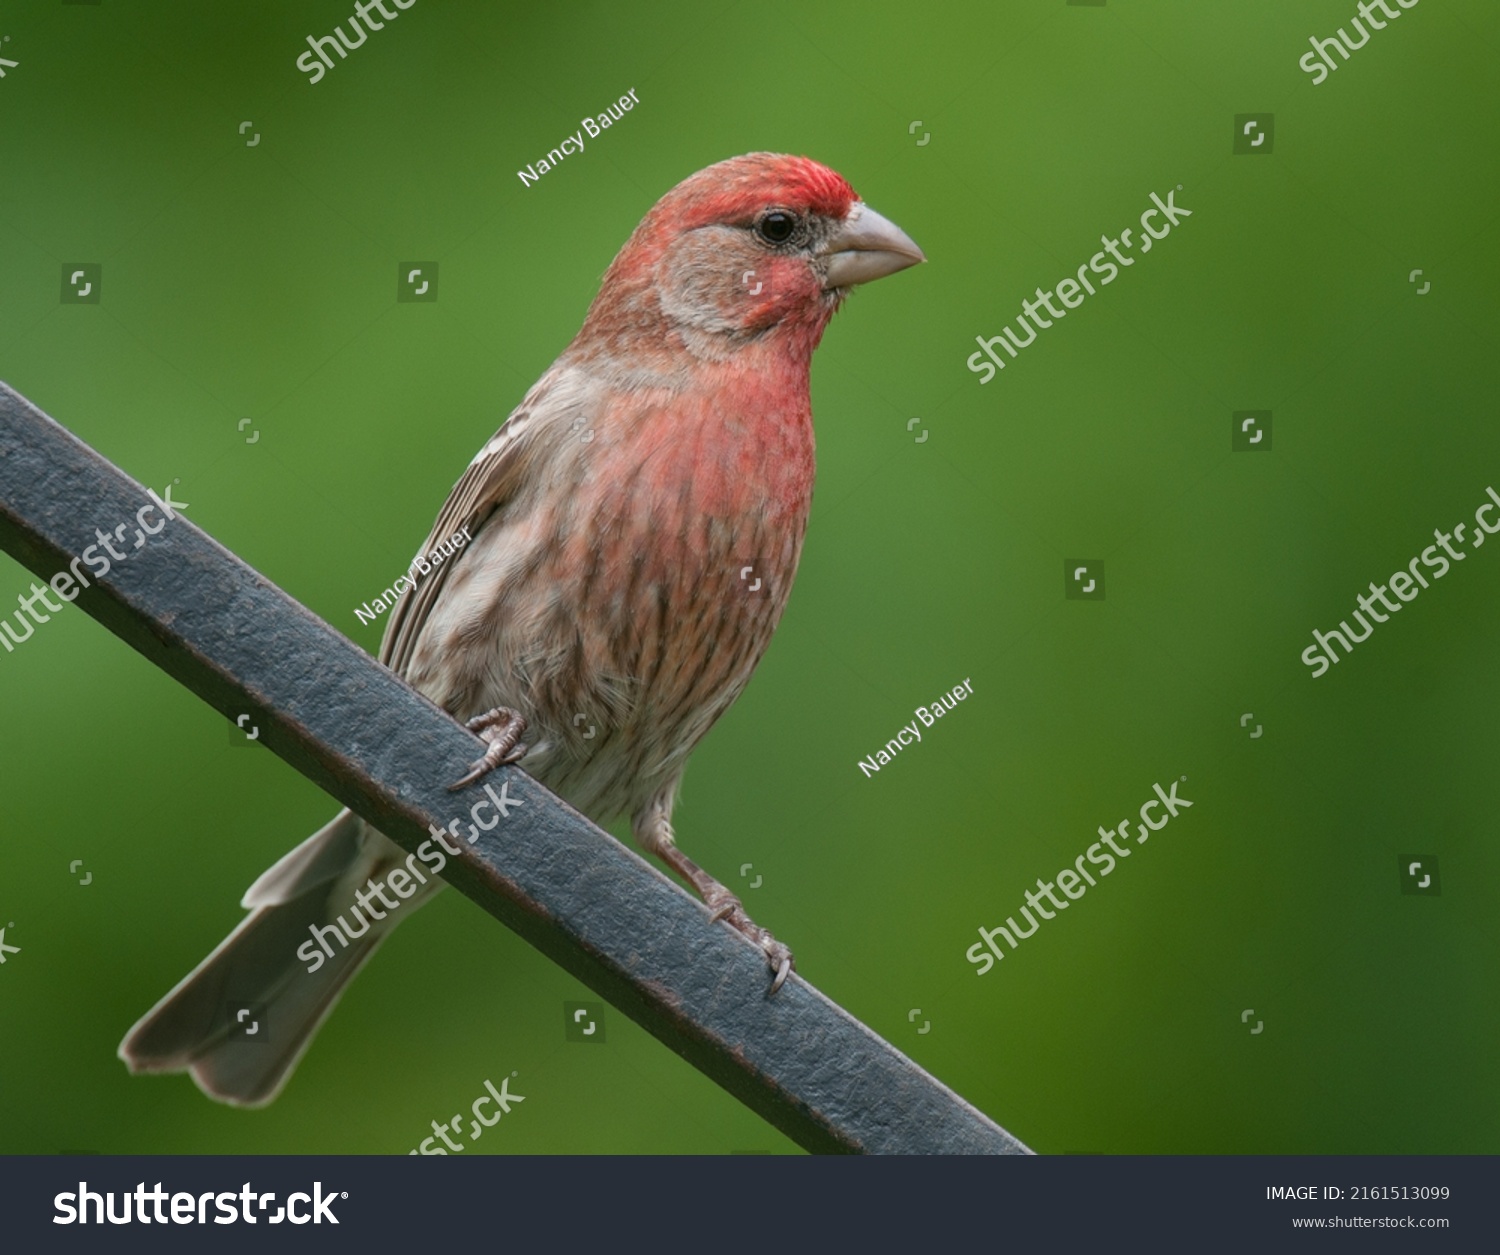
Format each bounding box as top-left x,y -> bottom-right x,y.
584,374 -> 813,669
542,369 -> 814,801
419,361 -> 817,820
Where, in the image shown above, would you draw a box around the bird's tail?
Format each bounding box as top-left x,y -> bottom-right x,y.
118,809 -> 424,1107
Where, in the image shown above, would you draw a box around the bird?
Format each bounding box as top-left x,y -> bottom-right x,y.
118,152 -> 924,1107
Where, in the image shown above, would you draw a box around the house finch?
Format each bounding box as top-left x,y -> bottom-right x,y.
119,153 -> 924,1106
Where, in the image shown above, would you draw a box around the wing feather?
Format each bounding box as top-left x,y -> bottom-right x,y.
378,396 -> 545,677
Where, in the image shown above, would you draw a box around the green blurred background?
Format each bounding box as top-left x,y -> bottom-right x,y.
2,0 -> 1497,1154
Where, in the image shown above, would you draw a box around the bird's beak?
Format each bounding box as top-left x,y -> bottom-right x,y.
820,202 -> 926,290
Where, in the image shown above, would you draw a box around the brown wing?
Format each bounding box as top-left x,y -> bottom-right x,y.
378,396 -> 546,679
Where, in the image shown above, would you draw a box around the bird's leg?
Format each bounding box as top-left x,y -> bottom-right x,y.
635,802 -> 794,994
448,707 -> 528,791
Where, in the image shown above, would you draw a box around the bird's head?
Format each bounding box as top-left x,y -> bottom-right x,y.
576,153 -> 924,365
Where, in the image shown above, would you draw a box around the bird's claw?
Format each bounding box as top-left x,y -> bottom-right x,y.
770,951 -> 792,996
702,887 -> 795,995
447,707 -> 528,791
448,744 -> 526,792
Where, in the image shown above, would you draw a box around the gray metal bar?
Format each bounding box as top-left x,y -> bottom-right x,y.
0,381 -> 1030,1155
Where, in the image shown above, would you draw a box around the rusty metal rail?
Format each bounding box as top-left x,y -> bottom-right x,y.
0,381 -> 1030,1155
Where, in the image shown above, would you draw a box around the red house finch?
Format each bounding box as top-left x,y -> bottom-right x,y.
119,153 -> 923,1106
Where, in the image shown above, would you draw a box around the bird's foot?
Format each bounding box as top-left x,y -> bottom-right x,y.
448,707 -> 528,791
702,886 -> 794,995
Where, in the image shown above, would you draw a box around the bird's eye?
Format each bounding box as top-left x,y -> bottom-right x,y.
756,211 -> 796,244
